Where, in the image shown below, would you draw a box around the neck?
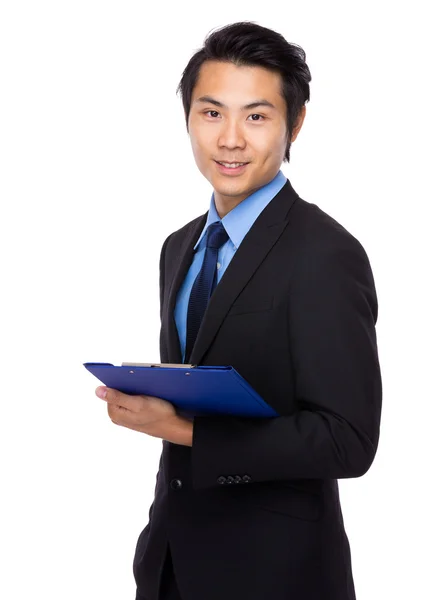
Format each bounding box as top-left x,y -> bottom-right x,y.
214,193 -> 248,218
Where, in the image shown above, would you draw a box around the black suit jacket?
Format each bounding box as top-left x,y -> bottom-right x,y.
133,179 -> 382,600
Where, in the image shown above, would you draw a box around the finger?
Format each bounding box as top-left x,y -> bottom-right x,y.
107,403 -> 148,431
96,387 -> 144,412
107,403 -> 130,425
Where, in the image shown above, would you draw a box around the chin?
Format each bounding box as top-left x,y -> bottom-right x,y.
214,182 -> 247,196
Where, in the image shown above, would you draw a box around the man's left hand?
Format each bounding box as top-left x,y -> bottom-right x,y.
95,386 -> 193,446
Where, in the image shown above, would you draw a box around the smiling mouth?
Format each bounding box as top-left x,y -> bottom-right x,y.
215,160 -> 249,168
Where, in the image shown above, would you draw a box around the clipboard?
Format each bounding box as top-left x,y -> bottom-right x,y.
84,362 -> 278,418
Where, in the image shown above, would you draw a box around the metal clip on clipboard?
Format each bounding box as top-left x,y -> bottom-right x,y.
121,363 -> 196,368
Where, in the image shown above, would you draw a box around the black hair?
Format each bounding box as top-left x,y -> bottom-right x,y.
176,21 -> 312,163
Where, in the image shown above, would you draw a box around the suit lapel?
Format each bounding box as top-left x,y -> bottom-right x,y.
165,214 -> 207,364
165,180 -> 297,365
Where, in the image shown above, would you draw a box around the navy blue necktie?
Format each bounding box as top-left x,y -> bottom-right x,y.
185,221 -> 229,363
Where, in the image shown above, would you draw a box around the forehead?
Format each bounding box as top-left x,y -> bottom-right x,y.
191,61 -> 285,110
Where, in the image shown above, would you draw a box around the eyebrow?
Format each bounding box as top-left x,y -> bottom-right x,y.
194,95 -> 276,111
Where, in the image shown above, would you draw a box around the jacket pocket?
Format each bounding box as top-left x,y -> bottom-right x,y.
228,296 -> 274,316
237,482 -> 322,521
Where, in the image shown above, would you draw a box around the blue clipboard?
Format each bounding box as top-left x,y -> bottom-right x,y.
84,362 -> 278,418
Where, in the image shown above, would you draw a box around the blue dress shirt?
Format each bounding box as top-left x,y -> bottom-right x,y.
174,169 -> 287,363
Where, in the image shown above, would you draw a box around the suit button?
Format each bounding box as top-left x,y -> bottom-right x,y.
234,476 -> 242,484
217,476 -> 227,485
242,475 -> 252,483
227,476 -> 235,484
170,478 -> 182,490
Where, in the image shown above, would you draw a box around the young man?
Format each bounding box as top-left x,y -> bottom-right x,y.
96,21 -> 382,600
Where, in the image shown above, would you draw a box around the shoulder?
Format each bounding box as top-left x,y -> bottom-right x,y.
160,213 -> 207,257
289,192 -> 371,265
288,194 -> 378,314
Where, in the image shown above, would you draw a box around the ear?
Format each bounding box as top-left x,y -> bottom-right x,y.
290,105 -> 306,143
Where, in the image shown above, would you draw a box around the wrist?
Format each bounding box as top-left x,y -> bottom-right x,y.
159,415 -> 194,446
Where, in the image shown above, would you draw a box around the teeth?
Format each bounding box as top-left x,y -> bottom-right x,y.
219,162 -> 246,168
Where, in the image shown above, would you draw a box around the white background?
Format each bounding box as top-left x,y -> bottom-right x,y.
1,1 -> 445,598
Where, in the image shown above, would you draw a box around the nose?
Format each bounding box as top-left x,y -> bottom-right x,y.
217,118 -> 247,150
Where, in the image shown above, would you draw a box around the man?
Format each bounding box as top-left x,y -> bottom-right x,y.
95,21 -> 382,600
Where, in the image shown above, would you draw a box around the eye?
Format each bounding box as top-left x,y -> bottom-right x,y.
204,111 -> 265,121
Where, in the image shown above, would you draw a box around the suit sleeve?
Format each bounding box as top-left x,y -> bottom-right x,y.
190,236 -> 382,490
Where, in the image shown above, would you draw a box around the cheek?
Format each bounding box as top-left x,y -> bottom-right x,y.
190,135 -> 214,176
251,127 -> 285,153
190,127 -> 212,156
190,136 -> 206,165
261,135 -> 288,162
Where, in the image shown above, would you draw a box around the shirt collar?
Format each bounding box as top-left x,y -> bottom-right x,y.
193,169 -> 287,250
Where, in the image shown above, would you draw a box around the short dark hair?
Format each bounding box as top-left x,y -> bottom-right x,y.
176,21 -> 312,163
